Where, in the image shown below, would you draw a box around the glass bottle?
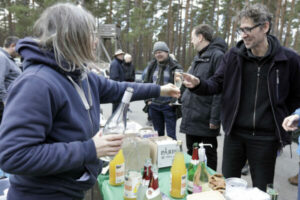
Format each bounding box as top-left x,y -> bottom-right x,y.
144,166 -> 162,200
187,143 -> 199,194
170,151 -> 187,198
102,87 -> 134,161
137,159 -> 153,200
109,149 -> 125,186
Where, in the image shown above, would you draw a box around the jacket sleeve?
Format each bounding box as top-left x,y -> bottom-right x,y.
109,60 -> 120,81
0,55 -> 9,101
95,74 -> 160,104
209,51 -> 224,125
189,50 -> 228,96
287,52 -> 300,114
0,76 -> 97,176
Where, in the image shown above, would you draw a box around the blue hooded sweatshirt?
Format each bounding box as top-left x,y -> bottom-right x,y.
0,38 -> 160,200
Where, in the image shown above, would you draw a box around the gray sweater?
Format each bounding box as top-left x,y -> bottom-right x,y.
0,48 -> 21,102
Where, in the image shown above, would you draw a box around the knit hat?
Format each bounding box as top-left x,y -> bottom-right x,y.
153,41 -> 169,53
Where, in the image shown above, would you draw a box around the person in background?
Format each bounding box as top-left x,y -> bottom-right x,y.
0,36 -> 21,123
144,41 -> 183,140
182,3 -> 300,191
0,3 -> 180,200
282,110 -> 300,200
109,49 -> 125,113
123,53 -> 135,82
180,24 -> 227,171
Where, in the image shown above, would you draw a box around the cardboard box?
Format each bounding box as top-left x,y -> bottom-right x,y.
149,136 -> 179,168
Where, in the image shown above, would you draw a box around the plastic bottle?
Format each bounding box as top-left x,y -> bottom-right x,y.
193,143 -> 212,193
109,149 -> 125,186
170,151 -> 187,198
187,143 -> 199,194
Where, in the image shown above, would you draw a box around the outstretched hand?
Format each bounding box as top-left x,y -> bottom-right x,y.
182,73 -> 200,88
282,114 -> 300,131
160,83 -> 180,98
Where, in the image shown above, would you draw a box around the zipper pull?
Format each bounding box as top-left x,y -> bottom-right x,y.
257,67 -> 261,77
276,69 -> 279,84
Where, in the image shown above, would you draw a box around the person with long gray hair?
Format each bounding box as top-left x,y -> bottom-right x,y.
0,3 -> 180,200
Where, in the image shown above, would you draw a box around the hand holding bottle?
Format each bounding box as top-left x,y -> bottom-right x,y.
160,83 -> 180,98
92,132 -> 124,158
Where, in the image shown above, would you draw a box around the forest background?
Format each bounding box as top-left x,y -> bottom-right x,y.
1,0 -> 300,71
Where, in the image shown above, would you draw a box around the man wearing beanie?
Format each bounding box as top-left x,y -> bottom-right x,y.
110,49 -> 125,113
144,41 -> 183,139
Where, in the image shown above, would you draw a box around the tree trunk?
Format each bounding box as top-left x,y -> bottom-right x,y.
273,0 -> 281,37
293,27 -> 299,51
176,0 -> 183,62
167,0 -> 174,52
181,0 -> 190,68
187,0 -> 194,68
230,2 -> 240,47
283,0 -> 295,47
210,0 -> 217,25
215,0 -> 219,34
279,0 -> 287,41
126,0 -> 131,52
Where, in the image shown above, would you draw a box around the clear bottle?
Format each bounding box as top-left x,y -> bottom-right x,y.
193,143 -> 212,193
102,87 -> 134,161
144,166 -> 162,200
124,170 -> 142,200
170,151 -> 187,198
137,159 -> 153,200
187,143 -> 199,194
109,149 -> 125,186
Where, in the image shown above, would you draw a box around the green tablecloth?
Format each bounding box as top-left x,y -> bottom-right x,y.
98,154 -> 216,200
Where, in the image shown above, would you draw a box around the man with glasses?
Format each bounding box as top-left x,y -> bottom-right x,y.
182,4 -> 300,191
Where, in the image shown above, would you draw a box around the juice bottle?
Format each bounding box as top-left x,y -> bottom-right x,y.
170,152 -> 187,198
124,171 -> 142,200
109,149 -> 125,186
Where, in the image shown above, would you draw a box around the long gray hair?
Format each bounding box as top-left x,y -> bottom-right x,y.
33,3 -> 96,72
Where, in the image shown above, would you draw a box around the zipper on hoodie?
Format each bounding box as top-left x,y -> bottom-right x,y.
267,63 -> 283,148
276,69 -> 279,100
79,81 -> 94,134
252,67 -> 261,136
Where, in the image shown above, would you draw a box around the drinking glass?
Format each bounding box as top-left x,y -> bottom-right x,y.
266,183 -> 278,200
173,69 -> 183,105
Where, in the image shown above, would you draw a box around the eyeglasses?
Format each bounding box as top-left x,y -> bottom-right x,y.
237,23 -> 262,35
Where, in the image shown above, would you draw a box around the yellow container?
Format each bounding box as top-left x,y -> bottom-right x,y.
170,152 -> 187,198
109,149 -> 125,186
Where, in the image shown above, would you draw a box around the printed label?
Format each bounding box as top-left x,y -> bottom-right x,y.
124,172 -> 142,198
115,163 -> 124,184
187,180 -> 194,193
181,175 -> 187,195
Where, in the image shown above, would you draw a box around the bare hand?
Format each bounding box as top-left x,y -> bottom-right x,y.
209,123 -> 219,129
282,114 -> 300,131
160,83 -> 180,98
182,73 -> 200,88
92,131 -> 124,158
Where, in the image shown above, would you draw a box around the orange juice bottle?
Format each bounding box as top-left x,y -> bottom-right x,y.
109,149 -> 125,186
170,152 -> 187,198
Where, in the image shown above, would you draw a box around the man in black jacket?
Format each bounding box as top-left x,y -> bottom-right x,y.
144,41 -> 183,140
182,4 -> 300,191
180,24 -> 227,171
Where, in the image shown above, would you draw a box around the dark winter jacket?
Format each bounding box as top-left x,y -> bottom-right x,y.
190,35 -> 300,147
110,57 -> 125,82
180,37 -> 227,137
123,62 -> 135,82
0,38 -> 160,200
144,57 -> 183,105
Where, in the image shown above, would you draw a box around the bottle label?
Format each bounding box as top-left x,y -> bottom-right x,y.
187,180 -> 194,193
124,171 -> 142,198
181,174 -> 187,195
115,163 -> 124,184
